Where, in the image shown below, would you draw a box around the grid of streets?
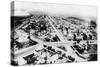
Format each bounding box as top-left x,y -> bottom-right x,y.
11,14 -> 97,66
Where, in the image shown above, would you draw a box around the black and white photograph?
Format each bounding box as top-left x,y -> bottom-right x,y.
11,1 -> 97,66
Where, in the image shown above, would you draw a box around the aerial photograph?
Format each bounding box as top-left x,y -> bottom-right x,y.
11,1 -> 98,66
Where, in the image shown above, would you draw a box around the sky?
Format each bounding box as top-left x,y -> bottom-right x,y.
12,1 -> 97,20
